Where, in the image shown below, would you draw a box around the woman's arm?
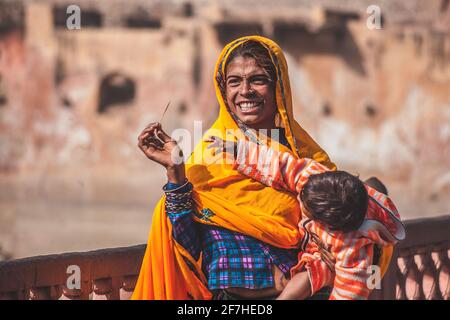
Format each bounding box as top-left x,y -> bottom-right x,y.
138,123 -> 200,259
164,180 -> 201,260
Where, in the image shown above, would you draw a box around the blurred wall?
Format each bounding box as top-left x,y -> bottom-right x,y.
0,0 -> 449,259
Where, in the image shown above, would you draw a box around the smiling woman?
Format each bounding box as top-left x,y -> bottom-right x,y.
226,57 -> 276,128
221,42 -> 278,130
132,36 -> 337,300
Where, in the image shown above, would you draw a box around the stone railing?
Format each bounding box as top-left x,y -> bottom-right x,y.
0,245 -> 145,300
369,215 -> 450,300
1,215 -> 449,300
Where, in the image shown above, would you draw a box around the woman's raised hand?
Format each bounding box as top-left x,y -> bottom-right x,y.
138,122 -> 186,183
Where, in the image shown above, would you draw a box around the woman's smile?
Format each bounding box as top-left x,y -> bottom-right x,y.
236,100 -> 264,114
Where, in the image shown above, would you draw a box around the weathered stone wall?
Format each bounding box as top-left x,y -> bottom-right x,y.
0,0 -> 449,259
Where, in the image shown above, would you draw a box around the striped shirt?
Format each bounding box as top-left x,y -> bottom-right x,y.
233,139 -> 405,300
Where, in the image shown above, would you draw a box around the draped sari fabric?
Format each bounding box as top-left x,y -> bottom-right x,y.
132,36 -> 388,300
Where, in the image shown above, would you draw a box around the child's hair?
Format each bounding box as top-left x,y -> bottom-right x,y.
364,177 -> 388,195
300,171 -> 368,232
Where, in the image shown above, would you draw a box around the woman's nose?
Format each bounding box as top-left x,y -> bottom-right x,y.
239,80 -> 253,96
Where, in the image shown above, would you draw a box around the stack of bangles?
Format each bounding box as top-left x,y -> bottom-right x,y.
163,179 -> 193,212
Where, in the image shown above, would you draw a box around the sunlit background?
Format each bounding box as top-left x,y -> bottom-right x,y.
0,0 -> 449,260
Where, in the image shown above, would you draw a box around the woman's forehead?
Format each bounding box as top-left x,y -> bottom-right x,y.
225,56 -> 269,78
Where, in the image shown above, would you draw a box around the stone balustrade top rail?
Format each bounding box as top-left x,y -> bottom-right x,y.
0,215 -> 449,300
0,244 -> 145,299
379,215 -> 450,300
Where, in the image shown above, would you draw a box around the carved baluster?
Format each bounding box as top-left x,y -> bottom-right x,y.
416,250 -> 440,300
60,285 -> 83,300
93,278 -> 118,300
51,285 -> 63,300
430,251 -> 443,299
400,252 -> 424,300
120,275 -> 137,300
436,249 -> 450,300
406,254 -> 425,300
396,255 -> 408,300
93,278 -> 110,300
111,277 -> 121,300
29,286 -> 51,300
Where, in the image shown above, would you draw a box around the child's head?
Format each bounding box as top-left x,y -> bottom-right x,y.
300,171 -> 368,232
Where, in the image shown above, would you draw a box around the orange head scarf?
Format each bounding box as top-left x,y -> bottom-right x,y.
132,36 -> 336,300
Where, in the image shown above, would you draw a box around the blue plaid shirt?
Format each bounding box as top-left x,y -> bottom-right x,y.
165,129 -> 299,291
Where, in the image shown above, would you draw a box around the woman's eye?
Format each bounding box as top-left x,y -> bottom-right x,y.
252,78 -> 269,85
227,79 -> 240,87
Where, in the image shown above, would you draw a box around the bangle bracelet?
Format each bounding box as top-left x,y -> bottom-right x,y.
166,198 -> 193,212
163,178 -> 190,193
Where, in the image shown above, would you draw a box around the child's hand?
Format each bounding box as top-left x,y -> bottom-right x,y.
310,233 -> 336,271
205,136 -> 237,157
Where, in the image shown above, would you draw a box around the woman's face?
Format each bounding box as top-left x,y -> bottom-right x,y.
225,56 -> 277,130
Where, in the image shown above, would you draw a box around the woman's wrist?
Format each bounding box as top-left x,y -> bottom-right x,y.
166,164 -> 186,184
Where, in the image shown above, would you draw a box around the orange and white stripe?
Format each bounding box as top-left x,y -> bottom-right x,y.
233,139 -> 405,300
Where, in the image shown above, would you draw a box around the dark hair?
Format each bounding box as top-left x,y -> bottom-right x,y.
300,171 -> 368,233
216,40 -> 277,96
364,177 -> 388,195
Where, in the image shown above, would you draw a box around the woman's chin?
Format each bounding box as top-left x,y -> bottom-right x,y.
240,116 -> 263,128
238,115 -> 276,130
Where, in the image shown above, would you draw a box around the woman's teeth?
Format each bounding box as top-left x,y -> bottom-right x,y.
238,102 -> 261,110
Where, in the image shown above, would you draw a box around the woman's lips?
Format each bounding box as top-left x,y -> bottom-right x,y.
236,101 -> 263,114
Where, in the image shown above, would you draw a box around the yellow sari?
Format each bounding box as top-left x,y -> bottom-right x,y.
131,36 -> 388,300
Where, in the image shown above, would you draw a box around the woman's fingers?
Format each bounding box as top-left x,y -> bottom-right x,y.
138,123 -> 165,146
138,131 -> 151,141
137,122 -> 160,140
138,133 -> 152,151
139,138 -> 159,158
139,131 -> 158,148
138,132 -> 149,149
138,130 -> 161,153
137,122 -> 179,167
139,123 -> 173,145
138,129 -> 156,144
155,128 -> 172,144
140,124 -> 159,137
144,122 -> 160,131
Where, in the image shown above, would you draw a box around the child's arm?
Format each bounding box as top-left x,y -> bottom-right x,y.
288,244 -> 336,299
276,271 -> 312,300
233,139 -> 330,194
329,240 -> 375,300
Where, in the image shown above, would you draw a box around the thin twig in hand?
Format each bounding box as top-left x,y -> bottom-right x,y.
146,101 -> 171,148
160,101 -> 171,123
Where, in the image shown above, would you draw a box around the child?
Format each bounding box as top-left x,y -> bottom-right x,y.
206,136 -> 405,300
